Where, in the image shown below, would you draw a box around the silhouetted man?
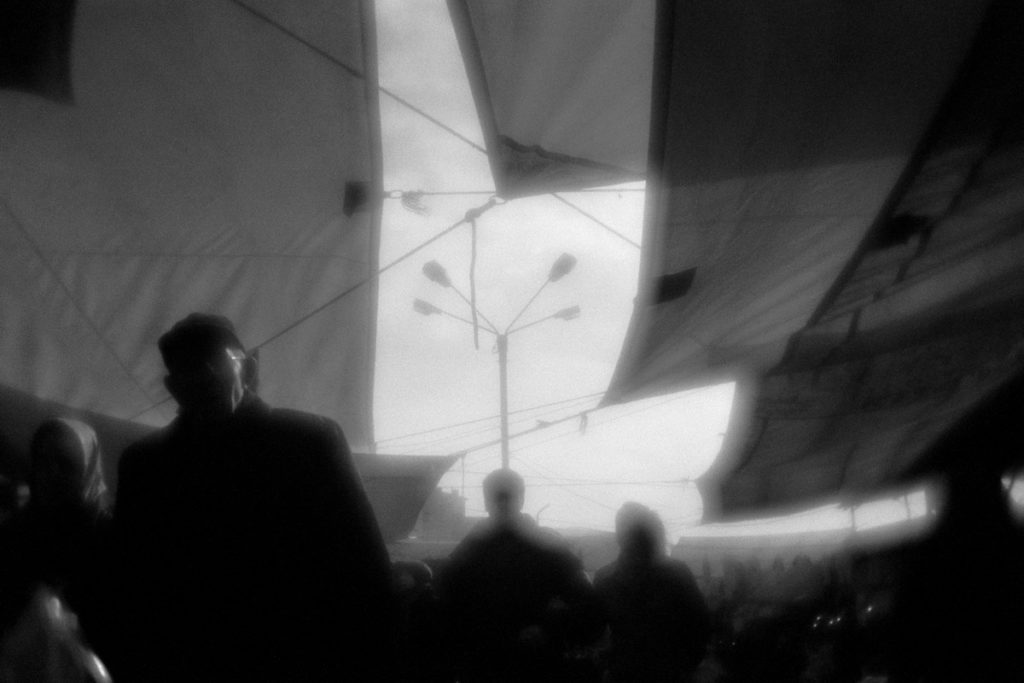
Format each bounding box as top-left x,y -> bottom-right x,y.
595,502 -> 710,683
889,374 -> 1024,683
439,468 -> 603,683
115,313 -> 393,681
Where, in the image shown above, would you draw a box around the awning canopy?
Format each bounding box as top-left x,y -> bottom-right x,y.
0,0 -> 381,450
447,0 -> 652,197
607,0 -> 990,403
448,0 -> 1024,518
696,0 -> 1024,518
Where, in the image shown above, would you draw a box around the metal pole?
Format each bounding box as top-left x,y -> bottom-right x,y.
497,333 -> 510,469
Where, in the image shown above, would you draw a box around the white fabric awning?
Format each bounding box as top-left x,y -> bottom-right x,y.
448,0 -> 652,197
0,0 -> 382,449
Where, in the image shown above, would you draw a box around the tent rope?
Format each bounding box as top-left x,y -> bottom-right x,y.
376,390 -> 604,445
551,193 -> 641,249
256,198 -> 499,351
228,0 -> 488,155
228,0 -> 642,249
386,188 -> 646,197
0,199 -> 162,413
128,197 -> 500,420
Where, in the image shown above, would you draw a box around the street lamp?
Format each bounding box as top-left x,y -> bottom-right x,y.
548,253 -> 577,282
413,298 -> 443,316
422,261 -> 499,343
505,252 -> 577,331
422,260 -> 452,287
415,253 -> 580,469
553,305 -> 580,320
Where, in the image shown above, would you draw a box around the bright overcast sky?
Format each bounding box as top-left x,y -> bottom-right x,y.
370,1 -> 924,540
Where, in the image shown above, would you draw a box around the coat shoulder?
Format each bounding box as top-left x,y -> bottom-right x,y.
119,427 -> 173,471
264,407 -> 343,442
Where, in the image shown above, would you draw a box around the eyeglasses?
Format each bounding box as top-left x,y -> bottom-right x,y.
169,346 -> 246,378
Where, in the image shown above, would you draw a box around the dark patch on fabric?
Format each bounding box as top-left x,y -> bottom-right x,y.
0,0 -> 76,103
869,213 -> 931,250
653,268 -> 696,303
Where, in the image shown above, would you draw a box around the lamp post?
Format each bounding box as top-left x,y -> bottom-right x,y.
416,253 -> 579,469
496,333 -> 510,466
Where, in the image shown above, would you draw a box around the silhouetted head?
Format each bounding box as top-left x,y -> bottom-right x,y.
159,313 -> 257,421
29,418 -> 107,512
392,560 -> 433,595
939,456 -> 1013,527
615,501 -> 666,563
483,468 -> 525,527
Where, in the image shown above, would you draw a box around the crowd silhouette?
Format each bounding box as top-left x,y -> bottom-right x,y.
0,313 -> 1023,682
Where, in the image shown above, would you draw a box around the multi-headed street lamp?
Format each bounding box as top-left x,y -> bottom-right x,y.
415,253 -> 579,469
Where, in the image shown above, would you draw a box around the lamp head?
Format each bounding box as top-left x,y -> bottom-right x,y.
553,305 -> 581,321
423,260 -> 452,287
413,299 -> 442,316
548,253 -> 577,282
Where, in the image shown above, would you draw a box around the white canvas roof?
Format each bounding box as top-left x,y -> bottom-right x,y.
448,0 -> 1024,519
448,0 -> 652,197
0,0 -> 381,449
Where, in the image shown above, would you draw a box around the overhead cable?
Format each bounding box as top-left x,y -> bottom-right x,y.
229,0 -> 488,155
255,199 -> 497,350
1,199 -> 163,417
129,197 -> 499,420
511,390 -> 708,455
458,387 -> 709,467
398,403 -> 590,455
458,479 -> 692,488
386,188 -> 646,197
550,194 -> 641,249
231,0 -> 641,252
376,390 -> 605,445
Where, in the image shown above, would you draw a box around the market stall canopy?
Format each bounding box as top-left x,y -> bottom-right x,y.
445,0 -> 1024,519
611,0 -> 1023,519
357,453 -> 461,542
447,0 -> 653,197
607,0 -> 990,404
0,0 -> 381,451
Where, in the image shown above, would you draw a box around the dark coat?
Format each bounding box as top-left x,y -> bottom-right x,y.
0,505 -> 116,661
439,517 -> 603,683
594,556 -> 711,683
114,397 -> 393,682
889,508 -> 1024,683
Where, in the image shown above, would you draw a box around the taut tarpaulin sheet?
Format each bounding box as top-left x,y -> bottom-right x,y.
0,383 -> 453,541
0,0 -> 382,450
357,453 -> 460,542
606,0 -> 986,404
447,0 -> 652,197
701,0 -> 1024,519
